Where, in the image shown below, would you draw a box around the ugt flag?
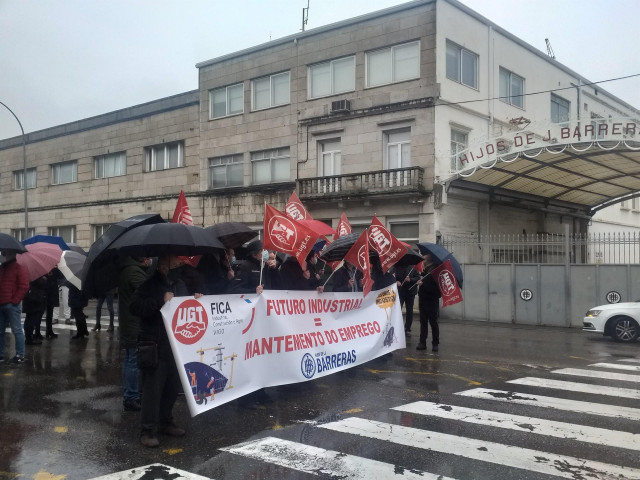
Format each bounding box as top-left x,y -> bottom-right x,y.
343,229 -> 374,297
284,191 -> 311,221
431,259 -> 463,307
171,190 -> 200,268
336,212 -> 352,239
263,204 -> 320,270
367,215 -> 407,273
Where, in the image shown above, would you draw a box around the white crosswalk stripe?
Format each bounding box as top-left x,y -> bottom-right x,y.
392,400 -> 640,451
618,358 -> 640,363
508,376 -> 640,399
220,359 -> 640,479
553,367 -> 640,383
221,437 -> 455,480
589,362 -> 640,372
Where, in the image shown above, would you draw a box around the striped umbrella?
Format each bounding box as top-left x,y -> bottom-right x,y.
57,250 -> 86,289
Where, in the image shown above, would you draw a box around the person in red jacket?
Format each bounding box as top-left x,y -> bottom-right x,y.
0,251 -> 30,364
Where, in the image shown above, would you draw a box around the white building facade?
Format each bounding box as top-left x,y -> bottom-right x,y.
0,0 -> 638,257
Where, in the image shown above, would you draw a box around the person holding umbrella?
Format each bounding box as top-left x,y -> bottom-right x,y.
0,251 -> 30,364
130,255 -> 190,448
416,254 -> 441,352
22,275 -> 48,345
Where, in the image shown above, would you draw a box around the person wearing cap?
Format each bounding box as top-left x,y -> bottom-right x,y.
0,251 -> 30,364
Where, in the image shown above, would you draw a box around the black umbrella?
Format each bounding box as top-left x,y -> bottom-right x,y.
0,233 -> 27,253
318,233 -> 362,262
108,223 -> 225,257
205,222 -> 258,249
416,242 -> 463,287
391,247 -> 423,269
81,213 -> 165,297
57,250 -> 86,290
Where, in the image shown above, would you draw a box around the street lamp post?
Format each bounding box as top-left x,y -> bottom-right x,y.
0,101 -> 28,239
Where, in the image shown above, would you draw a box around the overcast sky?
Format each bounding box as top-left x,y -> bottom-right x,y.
1,0 -> 639,139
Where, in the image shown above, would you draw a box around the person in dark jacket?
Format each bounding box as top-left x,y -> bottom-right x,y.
130,255 -> 191,448
198,248 -> 235,295
331,261 -> 362,292
117,256 -> 150,412
0,251 -> 30,364
230,240 -> 275,294
44,270 -> 60,338
22,276 -> 48,345
68,284 -> 90,339
278,256 -> 316,291
371,257 -> 396,291
416,254 -> 441,352
394,263 -> 421,335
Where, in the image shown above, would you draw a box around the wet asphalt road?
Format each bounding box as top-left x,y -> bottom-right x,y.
1,315 -> 639,480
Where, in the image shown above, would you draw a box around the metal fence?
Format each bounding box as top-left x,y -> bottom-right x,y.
443,232 -> 640,264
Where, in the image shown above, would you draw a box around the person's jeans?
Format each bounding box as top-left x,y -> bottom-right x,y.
122,347 -> 140,402
96,294 -> 115,325
0,303 -> 25,358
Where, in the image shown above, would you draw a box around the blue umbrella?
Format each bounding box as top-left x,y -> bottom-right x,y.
416,242 -> 463,287
23,235 -> 69,251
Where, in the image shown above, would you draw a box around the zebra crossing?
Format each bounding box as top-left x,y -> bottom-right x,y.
220,356 -> 640,479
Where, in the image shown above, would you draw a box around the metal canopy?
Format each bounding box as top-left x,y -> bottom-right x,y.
447,142 -> 640,216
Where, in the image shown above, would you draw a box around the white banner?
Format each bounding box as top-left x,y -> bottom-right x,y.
161,286 -> 405,417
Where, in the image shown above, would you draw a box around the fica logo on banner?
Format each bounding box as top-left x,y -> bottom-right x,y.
172,299 -> 208,345
268,215 -> 297,251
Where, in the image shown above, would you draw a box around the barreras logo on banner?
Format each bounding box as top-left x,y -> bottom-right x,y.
344,229 -> 374,297
367,215 -> 407,273
284,191 -> 311,222
172,190 -> 200,268
263,204 -> 320,270
431,259 -> 463,308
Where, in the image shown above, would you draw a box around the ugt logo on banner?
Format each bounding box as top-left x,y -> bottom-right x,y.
172,299 -> 208,345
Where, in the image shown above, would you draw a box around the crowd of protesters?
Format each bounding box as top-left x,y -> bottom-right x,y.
0,234 -> 438,448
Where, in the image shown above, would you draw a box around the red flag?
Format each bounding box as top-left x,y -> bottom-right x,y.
343,229 -> 373,297
172,190 -> 193,225
335,212 -> 352,239
367,215 -> 407,273
284,191 -> 311,222
430,259 -> 463,307
263,204 -> 320,270
171,190 -> 200,268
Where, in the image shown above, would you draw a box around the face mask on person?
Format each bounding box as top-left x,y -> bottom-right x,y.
230,256 -> 236,263
262,250 -> 269,262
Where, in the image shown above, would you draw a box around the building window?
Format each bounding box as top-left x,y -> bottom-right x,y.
590,115 -> 607,140
13,168 -> 36,190
210,154 -> 244,188
366,41 -> 420,88
251,148 -> 290,184
389,222 -> 419,245
93,224 -> 111,242
11,228 -> 35,242
252,72 -> 290,110
551,94 -> 570,124
51,161 -> 77,185
499,67 -> 525,108
384,129 -> 411,170
451,129 -> 468,170
446,40 -> 478,89
318,139 -> 341,176
95,152 -> 126,179
308,56 -> 355,99
210,83 -> 244,119
145,141 -> 184,172
48,226 -> 75,243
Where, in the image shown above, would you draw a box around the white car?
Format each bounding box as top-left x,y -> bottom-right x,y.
583,302 -> 640,343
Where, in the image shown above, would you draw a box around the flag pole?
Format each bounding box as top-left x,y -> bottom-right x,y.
322,260 -> 343,288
